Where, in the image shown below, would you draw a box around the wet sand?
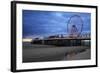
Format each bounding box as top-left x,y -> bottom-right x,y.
23,42 -> 90,63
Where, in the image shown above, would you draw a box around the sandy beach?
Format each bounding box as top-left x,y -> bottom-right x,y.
23,42 -> 90,63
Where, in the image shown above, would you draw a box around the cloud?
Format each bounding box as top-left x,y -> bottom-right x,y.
23,10 -> 91,38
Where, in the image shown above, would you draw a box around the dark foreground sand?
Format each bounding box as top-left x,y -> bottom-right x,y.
23,42 -> 90,63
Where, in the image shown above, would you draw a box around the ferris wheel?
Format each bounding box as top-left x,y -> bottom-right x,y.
67,15 -> 83,38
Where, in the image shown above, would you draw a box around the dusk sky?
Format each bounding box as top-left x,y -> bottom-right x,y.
23,10 -> 91,38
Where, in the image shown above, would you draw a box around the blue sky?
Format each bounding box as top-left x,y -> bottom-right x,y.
23,10 -> 91,38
